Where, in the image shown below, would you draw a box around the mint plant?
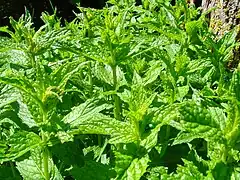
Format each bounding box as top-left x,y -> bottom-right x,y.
0,1 -> 240,179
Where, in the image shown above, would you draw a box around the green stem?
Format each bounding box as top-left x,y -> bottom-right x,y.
98,135 -> 102,146
30,53 -> 45,93
58,161 -> 64,173
221,145 -> 228,164
96,138 -> 108,162
159,125 -> 171,158
88,61 -> 93,97
42,140 -> 50,180
10,161 -> 16,178
112,65 -> 121,121
217,63 -> 224,96
42,112 -> 50,180
109,39 -> 121,121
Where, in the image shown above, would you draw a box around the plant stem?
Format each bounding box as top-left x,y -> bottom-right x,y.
109,39 -> 121,121
10,161 -> 16,178
159,125 -> 171,158
221,145 -> 228,163
88,61 -> 93,97
112,65 -> 121,121
42,112 -> 50,180
42,141 -> 50,180
96,138 -> 109,162
217,63 -> 224,96
88,61 -> 102,144
98,135 -> 102,146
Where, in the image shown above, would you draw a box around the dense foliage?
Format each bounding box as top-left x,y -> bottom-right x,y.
0,0 -> 240,179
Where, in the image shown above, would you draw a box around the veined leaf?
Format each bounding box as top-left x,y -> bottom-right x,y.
2,49 -> 29,67
0,76 -> 38,101
62,100 -> 138,144
140,124 -> 162,152
70,113 -> 139,144
121,156 -> 150,180
114,151 -> 133,178
70,161 -> 116,180
178,102 -> 220,127
17,99 -> 38,128
176,85 -> 189,101
167,159 -> 207,179
208,107 -> 226,131
146,166 -> 168,180
0,74 -> 44,123
172,102 -> 225,145
62,100 -> 112,126
229,70 -> 240,101
152,104 -> 178,124
0,131 -> 42,162
232,168 -> 240,180
16,147 -> 62,180
16,158 -> 46,180
224,102 -> 240,144
52,61 -> 89,89
94,63 -> 127,88
143,61 -> 161,86
173,127 -> 220,145
0,118 -> 20,142
119,72 -> 156,122
0,85 -> 20,109
21,94 -> 43,124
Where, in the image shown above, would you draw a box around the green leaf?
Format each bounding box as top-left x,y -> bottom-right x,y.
56,131 -> 74,144
16,148 -> 62,180
231,168 -> 240,180
172,102 -> 224,145
94,63 -> 127,88
17,99 -> 38,128
16,158 -> 46,180
83,145 -> 102,160
211,161 -> 232,180
178,102 -> 220,127
70,161 -> 116,180
72,113 -> 139,144
152,104 -> 178,124
224,102 -> 240,144
201,86 -> 215,97
176,85 -> 189,101
62,100 -> 112,127
21,94 -> 43,124
229,70 -> 240,101
168,159 -> 207,179
0,131 -> 42,162
140,124 -> 162,151
143,61 -> 161,86
118,73 -> 156,122
0,85 -> 20,108
62,99 -> 138,143
208,107 -> 226,131
121,156 -> 150,180
0,75 -> 43,123
146,166 -> 168,180
173,127 -> 220,145
51,61 -> 89,89
113,150 -> 133,176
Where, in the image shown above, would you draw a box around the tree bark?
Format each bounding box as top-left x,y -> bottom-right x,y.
201,0 -> 240,36
201,0 -> 240,68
